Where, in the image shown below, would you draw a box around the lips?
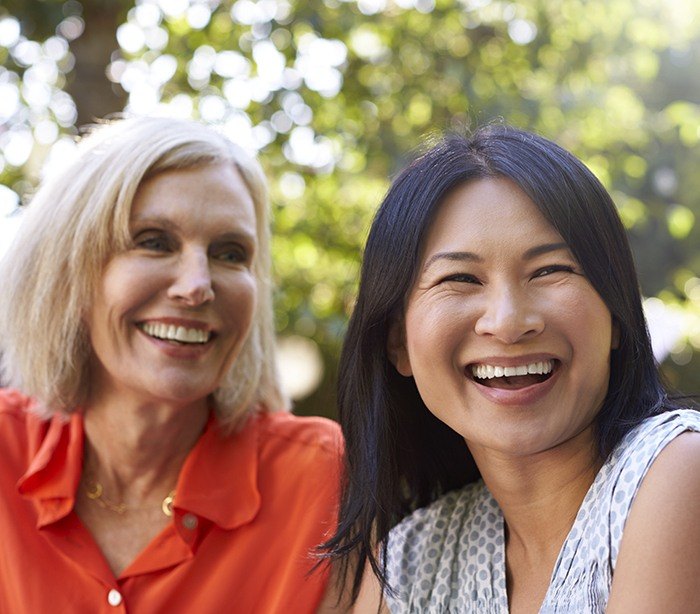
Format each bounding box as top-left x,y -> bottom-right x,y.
469,359 -> 557,390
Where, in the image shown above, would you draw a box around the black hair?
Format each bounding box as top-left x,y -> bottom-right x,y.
322,124 -> 682,601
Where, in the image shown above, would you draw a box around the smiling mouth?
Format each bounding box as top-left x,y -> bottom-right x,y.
469,359 -> 557,389
138,322 -> 213,345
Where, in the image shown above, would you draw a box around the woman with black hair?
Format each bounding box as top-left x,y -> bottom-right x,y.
324,126 -> 700,613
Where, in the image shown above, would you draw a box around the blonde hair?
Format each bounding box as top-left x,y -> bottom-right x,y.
0,116 -> 287,429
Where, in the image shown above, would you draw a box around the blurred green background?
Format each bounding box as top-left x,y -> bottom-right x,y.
1,0 -> 699,419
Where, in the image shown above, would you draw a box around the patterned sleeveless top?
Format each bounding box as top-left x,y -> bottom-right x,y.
385,410 -> 700,613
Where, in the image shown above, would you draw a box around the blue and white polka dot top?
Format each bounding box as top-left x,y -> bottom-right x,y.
385,409 -> 700,613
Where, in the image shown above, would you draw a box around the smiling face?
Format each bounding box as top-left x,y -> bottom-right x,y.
390,177 -> 617,459
86,163 -> 258,408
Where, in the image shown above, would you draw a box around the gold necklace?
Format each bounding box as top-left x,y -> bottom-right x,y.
84,481 -> 175,517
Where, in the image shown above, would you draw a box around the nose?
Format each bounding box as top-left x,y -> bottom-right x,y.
167,249 -> 215,306
474,284 -> 544,343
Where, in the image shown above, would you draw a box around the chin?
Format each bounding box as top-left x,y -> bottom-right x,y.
143,379 -> 217,407
462,421 -> 558,458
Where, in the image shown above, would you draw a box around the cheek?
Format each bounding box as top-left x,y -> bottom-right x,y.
543,283 -> 614,350
221,274 -> 257,334
92,259 -> 151,323
404,300 -> 467,376
91,287 -> 143,336
568,296 -> 614,348
558,295 -> 615,400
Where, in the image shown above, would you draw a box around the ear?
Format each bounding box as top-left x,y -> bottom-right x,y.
387,318 -> 413,377
611,319 -> 621,350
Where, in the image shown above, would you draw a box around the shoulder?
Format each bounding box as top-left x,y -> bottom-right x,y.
605,422 -> 700,612
636,428 -> 700,502
620,408 -> 700,450
585,409 -> 700,569
603,409 -> 700,486
602,409 -> 700,488
246,413 -> 343,534
251,411 -> 344,483
618,413 -> 700,515
0,388 -> 36,416
0,388 -> 48,444
256,410 -> 343,455
0,389 -> 55,479
599,410 -> 700,539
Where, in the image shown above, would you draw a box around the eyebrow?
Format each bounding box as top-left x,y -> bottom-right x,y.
523,242 -> 570,259
131,217 -> 256,241
422,242 -> 571,273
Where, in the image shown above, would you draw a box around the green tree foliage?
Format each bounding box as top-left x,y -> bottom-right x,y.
1,0 -> 699,416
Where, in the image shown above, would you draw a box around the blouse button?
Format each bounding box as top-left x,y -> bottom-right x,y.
182,513 -> 198,530
107,589 -> 122,607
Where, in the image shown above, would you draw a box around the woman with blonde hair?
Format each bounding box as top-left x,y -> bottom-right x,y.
0,117 -> 342,613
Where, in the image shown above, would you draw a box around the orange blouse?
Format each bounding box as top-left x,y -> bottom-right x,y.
0,389 -> 343,614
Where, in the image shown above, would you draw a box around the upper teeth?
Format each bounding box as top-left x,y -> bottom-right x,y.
140,322 -> 210,344
472,360 -> 554,380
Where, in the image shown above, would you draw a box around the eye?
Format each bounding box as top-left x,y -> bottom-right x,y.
211,243 -> 249,264
133,230 -> 171,252
531,264 -> 576,278
440,273 -> 481,285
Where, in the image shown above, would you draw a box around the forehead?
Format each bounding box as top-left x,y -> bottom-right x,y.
130,163 -> 257,231
422,177 -> 564,255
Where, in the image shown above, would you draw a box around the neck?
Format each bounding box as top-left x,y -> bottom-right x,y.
81,393 -> 210,504
470,426 -> 601,559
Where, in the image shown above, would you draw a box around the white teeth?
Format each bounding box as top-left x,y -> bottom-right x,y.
471,360 -> 554,380
502,365 -> 530,377
140,322 -> 210,344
